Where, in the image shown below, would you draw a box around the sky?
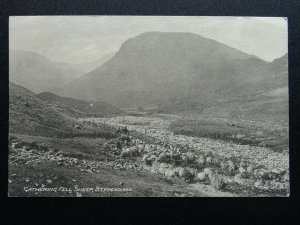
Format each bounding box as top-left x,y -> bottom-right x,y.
9,16 -> 288,64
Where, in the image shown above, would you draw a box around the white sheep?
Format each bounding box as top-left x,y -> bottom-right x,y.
197,172 -> 206,181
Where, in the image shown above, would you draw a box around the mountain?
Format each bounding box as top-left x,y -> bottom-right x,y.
197,53 -> 288,122
9,50 -> 84,93
37,92 -> 124,115
55,32 -> 288,118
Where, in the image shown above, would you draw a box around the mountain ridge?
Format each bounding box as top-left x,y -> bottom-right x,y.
9,50 -> 84,93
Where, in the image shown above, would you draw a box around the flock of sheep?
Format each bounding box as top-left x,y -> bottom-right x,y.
107,134 -> 288,192
81,116 -> 289,193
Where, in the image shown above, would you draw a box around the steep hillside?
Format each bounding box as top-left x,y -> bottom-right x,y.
9,82 -> 75,136
9,50 -> 84,93
55,32 -> 288,119
37,92 -> 124,115
9,82 -> 122,137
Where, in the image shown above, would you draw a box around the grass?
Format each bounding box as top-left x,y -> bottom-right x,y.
8,159 -> 205,197
170,117 -> 288,152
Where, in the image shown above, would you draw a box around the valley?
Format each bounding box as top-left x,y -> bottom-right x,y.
8,30 -> 289,197
8,110 -> 289,197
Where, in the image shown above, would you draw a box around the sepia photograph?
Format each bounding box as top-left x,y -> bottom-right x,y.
8,16 -> 289,197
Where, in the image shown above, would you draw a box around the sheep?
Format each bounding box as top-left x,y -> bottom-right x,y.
253,169 -> 260,177
156,152 -> 168,163
246,164 -> 254,173
197,155 -> 205,165
181,154 -> 188,164
239,167 -> 246,174
164,168 -> 176,178
203,168 -> 213,179
233,173 -> 244,184
196,172 -> 206,182
227,160 -> 237,172
150,161 -> 161,174
283,172 -> 289,182
178,167 -> 193,181
220,161 -> 228,171
186,167 -> 197,177
142,153 -> 149,162
206,156 -> 213,164
212,156 -> 221,165
144,144 -> 152,153
149,154 -> 157,161
170,152 -> 181,161
186,151 -> 196,163
120,147 -> 140,158
158,163 -> 170,175
74,124 -> 82,130
210,172 -> 226,190
240,161 -> 247,168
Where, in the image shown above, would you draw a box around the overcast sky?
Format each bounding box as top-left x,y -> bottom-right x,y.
9,16 -> 288,64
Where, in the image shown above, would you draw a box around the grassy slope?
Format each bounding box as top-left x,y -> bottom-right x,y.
165,86 -> 288,152
37,91 -> 124,115
9,82 -> 118,138
170,115 -> 288,152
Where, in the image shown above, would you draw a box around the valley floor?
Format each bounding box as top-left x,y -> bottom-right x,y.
8,114 -> 289,197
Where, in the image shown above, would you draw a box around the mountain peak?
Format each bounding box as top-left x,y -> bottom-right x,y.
55,32 -> 285,110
